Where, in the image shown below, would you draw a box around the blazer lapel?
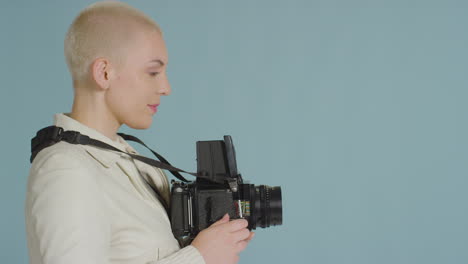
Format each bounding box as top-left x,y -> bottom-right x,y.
134,160 -> 171,206
82,142 -> 171,210
114,159 -> 153,200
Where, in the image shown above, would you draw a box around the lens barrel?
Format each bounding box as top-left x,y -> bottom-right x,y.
252,185 -> 282,229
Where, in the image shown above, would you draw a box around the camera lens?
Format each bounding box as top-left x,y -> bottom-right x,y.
253,185 -> 282,229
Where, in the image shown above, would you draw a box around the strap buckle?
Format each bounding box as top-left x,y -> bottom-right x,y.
31,126 -> 63,150
60,130 -> 90,144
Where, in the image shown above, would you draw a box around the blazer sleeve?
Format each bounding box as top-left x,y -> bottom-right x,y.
146,246 -> 205,264
25,146 -> 111,264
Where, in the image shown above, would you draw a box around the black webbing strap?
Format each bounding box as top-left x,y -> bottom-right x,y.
30,126 -> 198,183
117,133 -> 193,183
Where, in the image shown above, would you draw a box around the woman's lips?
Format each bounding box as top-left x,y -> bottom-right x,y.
148,104 -> 159,114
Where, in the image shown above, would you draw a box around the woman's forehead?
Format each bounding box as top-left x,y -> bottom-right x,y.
136,32 -> 168,61
129,31 -> 168,65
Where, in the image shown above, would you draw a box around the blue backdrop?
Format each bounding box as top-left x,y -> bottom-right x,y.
1,1 -> 468,263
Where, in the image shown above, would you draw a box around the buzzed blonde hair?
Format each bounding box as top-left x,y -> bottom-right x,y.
64,0 -> 162,85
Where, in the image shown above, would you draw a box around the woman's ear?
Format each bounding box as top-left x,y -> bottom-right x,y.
91,57 -> 112,90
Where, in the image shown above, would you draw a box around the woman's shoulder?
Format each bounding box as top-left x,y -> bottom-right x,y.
27,141 -> 105,200
30,141 -> 93,173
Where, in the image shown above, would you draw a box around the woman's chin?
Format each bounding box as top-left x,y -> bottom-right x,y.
125,117 -> 153,130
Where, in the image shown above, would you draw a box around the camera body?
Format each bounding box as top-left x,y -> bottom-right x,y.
170,136 -> 282,241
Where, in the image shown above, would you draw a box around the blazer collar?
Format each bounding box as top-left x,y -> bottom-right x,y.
53,113 -> 138,168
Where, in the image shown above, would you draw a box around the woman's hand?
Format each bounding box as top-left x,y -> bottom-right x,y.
191,214 -> 255,264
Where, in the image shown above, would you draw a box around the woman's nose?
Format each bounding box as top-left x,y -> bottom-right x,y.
157,73 -> 171,96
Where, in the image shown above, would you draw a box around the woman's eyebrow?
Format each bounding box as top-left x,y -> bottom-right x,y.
148,59 -> 165,67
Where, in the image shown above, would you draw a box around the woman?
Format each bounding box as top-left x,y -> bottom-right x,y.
25,1 -> 253,264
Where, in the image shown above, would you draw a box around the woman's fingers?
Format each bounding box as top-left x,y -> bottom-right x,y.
231,228 -> 251,242
210,213 -> 230,227
245,231 -> 255,242
226,219 -> 249,232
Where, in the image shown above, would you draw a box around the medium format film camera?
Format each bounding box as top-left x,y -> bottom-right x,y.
170,136 -> 282,242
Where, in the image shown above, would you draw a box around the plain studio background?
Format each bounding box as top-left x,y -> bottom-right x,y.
1,0 -> 467,263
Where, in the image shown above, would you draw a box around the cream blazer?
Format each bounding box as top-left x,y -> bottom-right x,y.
25,113 -> 205,264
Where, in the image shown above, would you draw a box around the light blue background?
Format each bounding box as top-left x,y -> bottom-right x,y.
1,0 -> 467,263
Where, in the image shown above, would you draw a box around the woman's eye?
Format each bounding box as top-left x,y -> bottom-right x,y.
149,72 -> 160,77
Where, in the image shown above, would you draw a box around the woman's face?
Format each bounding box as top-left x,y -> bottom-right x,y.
105,30 -> 170,130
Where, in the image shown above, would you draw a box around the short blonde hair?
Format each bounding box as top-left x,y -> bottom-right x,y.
64,0 -> 162,85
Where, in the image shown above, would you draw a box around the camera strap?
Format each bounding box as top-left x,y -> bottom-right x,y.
30,126 -> 197,183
